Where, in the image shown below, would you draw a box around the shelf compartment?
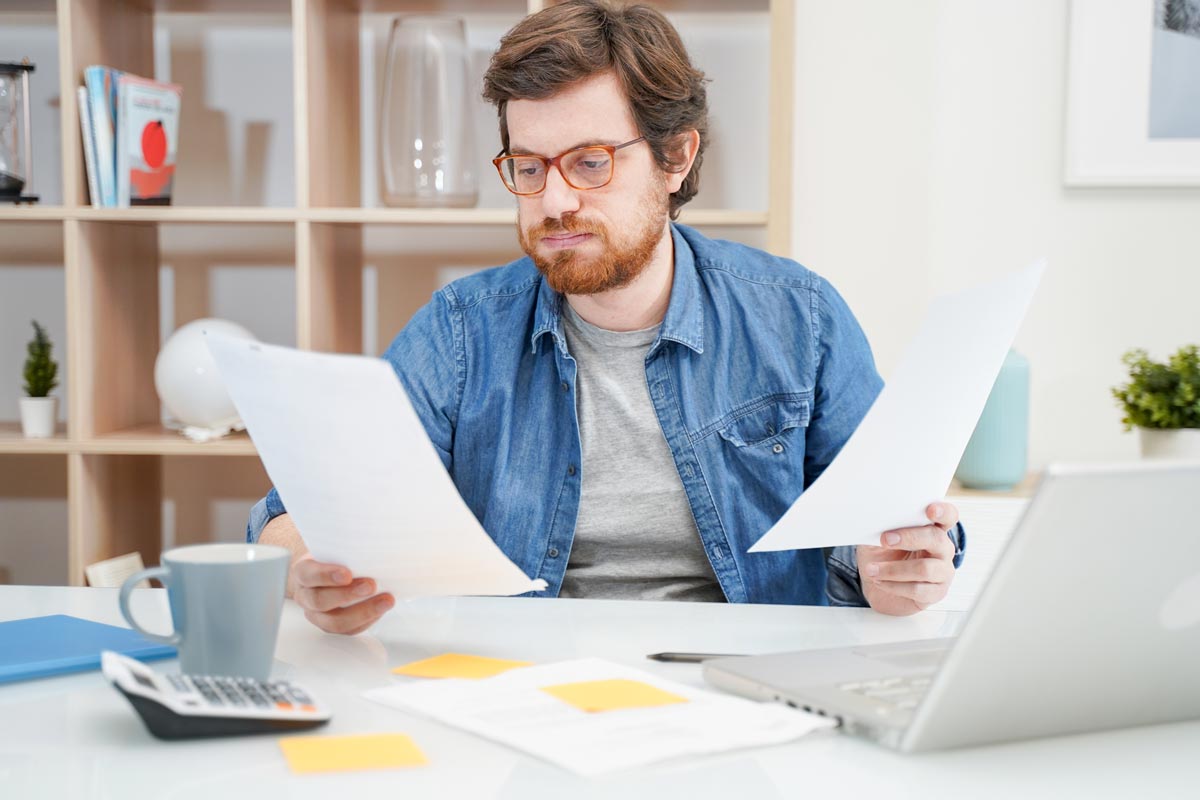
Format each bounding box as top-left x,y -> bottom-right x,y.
0,1 -> 63,205
0,454 -> 69,586
62,0 -> 296,209
70,453 -> 162,585
1,221 -> 68,444
163,456 -> 271,550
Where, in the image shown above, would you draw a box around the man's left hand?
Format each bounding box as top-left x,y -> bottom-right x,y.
858,502 -> 959,616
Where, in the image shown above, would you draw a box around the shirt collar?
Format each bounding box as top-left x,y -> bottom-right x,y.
529,222 -> 705,355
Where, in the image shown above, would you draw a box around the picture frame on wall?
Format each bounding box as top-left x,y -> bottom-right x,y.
1065,0 -> 1200,186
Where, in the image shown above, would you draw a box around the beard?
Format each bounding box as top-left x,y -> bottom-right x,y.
518,182 -> 669,296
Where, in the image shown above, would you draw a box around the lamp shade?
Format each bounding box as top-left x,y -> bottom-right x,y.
155,318 -> 256,429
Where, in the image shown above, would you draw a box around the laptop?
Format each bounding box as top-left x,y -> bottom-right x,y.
703,461 -> 1200,752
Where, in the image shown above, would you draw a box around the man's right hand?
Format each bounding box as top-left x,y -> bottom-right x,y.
289,554 -> 395,636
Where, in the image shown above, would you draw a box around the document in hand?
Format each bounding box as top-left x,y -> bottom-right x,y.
205,334 -> 547,599
749,260 -> 1045,552
365,658 -> 834,775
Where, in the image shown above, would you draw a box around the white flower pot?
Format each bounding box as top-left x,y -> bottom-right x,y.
19,396 -> 57,439
1139,428 -> 1200,460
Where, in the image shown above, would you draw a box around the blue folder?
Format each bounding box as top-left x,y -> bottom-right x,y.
0,614 -> 177,684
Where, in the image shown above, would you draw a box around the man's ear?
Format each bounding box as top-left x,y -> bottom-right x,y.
664,129 -> 701,194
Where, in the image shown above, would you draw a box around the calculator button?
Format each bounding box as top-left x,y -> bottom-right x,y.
275,702 -> 294,711
300,705 -> 316,713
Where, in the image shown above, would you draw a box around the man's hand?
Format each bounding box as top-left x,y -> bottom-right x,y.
858,502 -> 959,616
289,554 -> 395,636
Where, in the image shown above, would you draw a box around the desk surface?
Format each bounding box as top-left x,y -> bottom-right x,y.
0,586 -> 1196,799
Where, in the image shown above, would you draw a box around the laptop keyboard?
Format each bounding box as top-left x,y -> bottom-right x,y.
837,675 -> 932,715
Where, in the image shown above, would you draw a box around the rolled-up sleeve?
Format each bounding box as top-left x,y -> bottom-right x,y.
246,486 -> 287,543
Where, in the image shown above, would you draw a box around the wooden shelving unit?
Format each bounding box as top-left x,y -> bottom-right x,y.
0,0 -> 794,585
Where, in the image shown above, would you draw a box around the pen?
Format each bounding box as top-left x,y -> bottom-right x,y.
646,652 -> 743,663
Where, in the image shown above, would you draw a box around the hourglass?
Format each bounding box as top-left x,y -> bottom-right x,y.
0,60 -> 38,204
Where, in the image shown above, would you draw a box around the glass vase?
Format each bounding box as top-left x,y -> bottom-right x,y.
380,16 -> 478,208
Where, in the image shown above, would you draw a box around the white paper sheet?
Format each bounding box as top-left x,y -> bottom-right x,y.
365,658 -> 834,776
933,496 -> 1030,612
205,334 -> 547,599
750,260 -> 1045,552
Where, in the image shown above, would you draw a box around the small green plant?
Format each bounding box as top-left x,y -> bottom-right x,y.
23,320 -> 59,398
1112,345 -> 1200,430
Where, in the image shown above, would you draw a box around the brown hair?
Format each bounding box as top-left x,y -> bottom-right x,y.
482,0 -> 709,219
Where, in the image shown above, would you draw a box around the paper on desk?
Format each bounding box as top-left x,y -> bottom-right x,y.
366,658 -> 833,776
205,334 -> 547,599
750,260 -> 1045,552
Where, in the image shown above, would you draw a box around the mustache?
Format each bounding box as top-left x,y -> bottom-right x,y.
530,215 -> 605,239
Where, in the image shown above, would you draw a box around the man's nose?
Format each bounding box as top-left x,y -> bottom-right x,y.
539,165 -> 581,219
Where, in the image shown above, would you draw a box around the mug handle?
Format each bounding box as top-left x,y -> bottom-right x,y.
118,566 -> 183,647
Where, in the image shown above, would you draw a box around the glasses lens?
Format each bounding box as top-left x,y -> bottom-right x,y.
562,147 -> 613,189
502,156 -> 547,194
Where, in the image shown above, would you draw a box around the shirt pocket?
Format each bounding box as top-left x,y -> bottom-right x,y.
715,394 -> 811,448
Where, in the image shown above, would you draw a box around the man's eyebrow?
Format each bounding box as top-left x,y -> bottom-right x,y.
507,139 -> 625,156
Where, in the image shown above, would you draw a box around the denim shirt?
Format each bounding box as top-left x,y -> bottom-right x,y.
248,223 -> 964,606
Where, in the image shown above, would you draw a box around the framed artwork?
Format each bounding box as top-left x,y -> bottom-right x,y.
1065,0 -> 1200,185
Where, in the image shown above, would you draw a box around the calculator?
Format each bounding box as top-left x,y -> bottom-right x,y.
102,651 -> 331,740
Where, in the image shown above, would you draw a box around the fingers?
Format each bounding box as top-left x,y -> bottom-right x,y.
289,557 -> 393,635
296,577 -> 380,613
304,593 -> 395,636
879,524 -> 956,558
866,579 -> 948,608
926,501 -> 960,531
863,557 -> 954,585
292,556 -> 353,592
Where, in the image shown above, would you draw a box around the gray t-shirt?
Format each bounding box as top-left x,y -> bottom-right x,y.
558,301 -> 725,602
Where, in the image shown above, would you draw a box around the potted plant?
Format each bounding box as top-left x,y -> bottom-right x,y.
1112,345 -> 1200,459
20,320 -> 59,439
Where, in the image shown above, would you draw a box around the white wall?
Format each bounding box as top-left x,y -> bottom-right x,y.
792,0 -> 1200,468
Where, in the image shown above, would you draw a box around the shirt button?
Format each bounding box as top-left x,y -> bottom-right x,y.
561,381 -> 569,392
548,547 -> 560,558
567,464 -> 577,476
772,443 -> 784,454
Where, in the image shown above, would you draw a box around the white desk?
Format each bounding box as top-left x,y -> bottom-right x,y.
1,586 -> 1196,799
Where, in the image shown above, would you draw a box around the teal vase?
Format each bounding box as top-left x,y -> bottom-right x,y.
956,349 -> 1029,490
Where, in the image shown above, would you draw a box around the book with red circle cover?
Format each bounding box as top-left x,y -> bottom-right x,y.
115,74 -> 182,207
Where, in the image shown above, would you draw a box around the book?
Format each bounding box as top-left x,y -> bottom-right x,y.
115,74 -> 182,207
77,86 -> 101,208
83,65 -> 121,207
0,614 -> 176,684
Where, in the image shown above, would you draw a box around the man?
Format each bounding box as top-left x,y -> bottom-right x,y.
247,0 -> 965,636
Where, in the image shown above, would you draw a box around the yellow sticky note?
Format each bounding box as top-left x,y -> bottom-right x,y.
540,679 -> 689,713
278,733 -> 427,774
391,653 -> 534,680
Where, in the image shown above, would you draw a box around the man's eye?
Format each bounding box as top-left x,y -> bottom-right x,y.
578,158 -> 610,171
517,166 -> 542,177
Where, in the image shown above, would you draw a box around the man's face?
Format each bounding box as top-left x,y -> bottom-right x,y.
505,71 -> 671,296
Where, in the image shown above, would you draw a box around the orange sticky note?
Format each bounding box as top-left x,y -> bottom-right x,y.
391,653 -> 533,680
278,733 -> 427,774
540,679 -> 689,713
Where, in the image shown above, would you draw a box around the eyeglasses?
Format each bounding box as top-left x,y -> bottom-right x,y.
492,137 -> 646,196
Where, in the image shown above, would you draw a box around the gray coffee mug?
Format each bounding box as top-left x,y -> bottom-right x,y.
119,543 -> 290,680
